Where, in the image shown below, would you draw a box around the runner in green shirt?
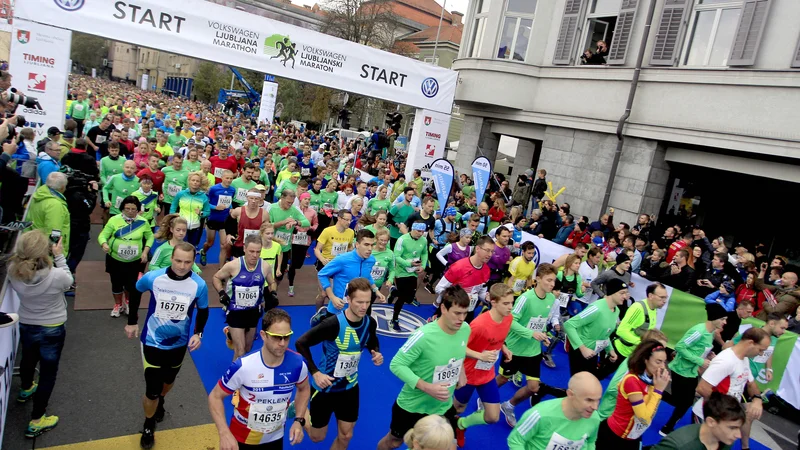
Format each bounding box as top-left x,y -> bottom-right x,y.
167,128 -> 186,148
377,286 -> 471,450
367,186 -> 391,215
161,154 -> 189,210
182,148 -> 201,173
274,172 -> 300,201
389,221 -> 428,330
388,187 -> 416,241
131,175 -> 160,228
230,162 -> 258,207
369,228 -> 395,291
102,160 -> 140,216
308,178 -> 324,214
319,179 -> 339,211
268,189 -> 310,282
728,313 -> 787,385
660,302 -> 727,435
99,143 -> 125,186
564,278 -> 627,378
68,94 -> 90,121
507,372 -> 603,450
498,263 -> 560,426
612,282 -> 668,359
149,214 -> 201,274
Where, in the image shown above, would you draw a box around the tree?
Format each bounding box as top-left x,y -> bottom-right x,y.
310,86 -> 334,124
193,62 -> 228,103
70,33 -> 109,72
321,0 -> 399,50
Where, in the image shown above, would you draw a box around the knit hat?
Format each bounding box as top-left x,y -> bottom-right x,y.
605,278 -> 628,296
616,253 -> 631,265
706,303 -> 728,321
721,281 -> 735,294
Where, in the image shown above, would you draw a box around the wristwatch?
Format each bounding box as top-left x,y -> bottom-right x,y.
294,417 -> 306,426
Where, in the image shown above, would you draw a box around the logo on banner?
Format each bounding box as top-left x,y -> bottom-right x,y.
53,0 -> 85,11
208,22 -> 259,54
425,144 -> 435,157
27,73 -> 47,93
264,34 -> 297,68
421,78 -> 439,98
371,305 -> 426,338
424,116 -> 432,126
17,30 -> 30,44
23,54 -> 55,68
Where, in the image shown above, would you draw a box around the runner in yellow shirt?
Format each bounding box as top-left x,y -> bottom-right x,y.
506,241 -> 537,296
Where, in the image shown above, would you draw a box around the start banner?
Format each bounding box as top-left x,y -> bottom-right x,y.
15,0 -> 457,114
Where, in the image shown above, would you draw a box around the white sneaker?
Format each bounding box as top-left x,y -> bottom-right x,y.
477,398 -> 484,411
500,401 -> 516,427
110,304 -> 121,318
122,300 -> 130,315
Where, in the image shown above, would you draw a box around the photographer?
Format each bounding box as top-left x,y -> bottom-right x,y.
1,116 -> 31,222
63,169 -> 98,292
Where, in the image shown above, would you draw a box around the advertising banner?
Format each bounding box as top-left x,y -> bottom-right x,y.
258,76 -> 278,126
430,158 -> 454,216
404,108 -> 450,180
140,73 -> 149,91
9,20 -> 71,144
0,286 -> 21,449
15,0 -> 457,114
471,156 -> 492,204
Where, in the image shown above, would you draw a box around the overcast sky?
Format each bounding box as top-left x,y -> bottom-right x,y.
292,0 -> 471,15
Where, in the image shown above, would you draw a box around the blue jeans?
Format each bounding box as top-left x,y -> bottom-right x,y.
20,324 -> 66,420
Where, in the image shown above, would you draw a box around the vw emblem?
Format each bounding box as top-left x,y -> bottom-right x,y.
54,0 -> 85,11
371,305 -> 426,338
421,78 -> 439,98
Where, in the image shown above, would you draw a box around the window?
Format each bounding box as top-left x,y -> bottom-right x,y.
423,55 -> 440,65
497,1 -> 536,62
579,0 -> 621,65
468,0 -> 491,58
683,1 -> 742,66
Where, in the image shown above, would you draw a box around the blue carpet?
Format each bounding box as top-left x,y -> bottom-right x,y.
188,304 -> 770,449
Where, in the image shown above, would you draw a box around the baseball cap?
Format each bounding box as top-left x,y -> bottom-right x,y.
47,126 -> 62,136
255,184 -> 267,191
63,131 -> 75,139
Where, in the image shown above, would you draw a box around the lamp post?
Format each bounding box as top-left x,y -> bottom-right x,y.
431,0 -> 447,66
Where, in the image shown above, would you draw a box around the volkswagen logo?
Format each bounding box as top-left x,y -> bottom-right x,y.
421,78 -> 439,98
371,305 -> 426,338
54,0 -> 85,11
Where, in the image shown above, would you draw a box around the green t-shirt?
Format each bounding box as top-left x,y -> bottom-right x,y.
231,177 -> 257,206
149,241 -> 201,274
668,322 -> 714,378
97,214 -> 154,263
564,299 -> 620,353
183,160 -> 201,173
506,289 -> 557,357
132,188 -> 159,227
508,398 -> 601,450
598,358 -> 630,419
99,156 -> 125,185
393,233 -> 428,279
732,331 -> 776,384
391,321 -> 471,415
319,190 -> 339,209
167,134 -> 186,149
102,174 -> 140,215
370,248 -> 395,287
268,204 -> 310,252
367,198 -> 391,215
275,180 -> 298,200
389,203 -> 415,239
161,166 -> 190,204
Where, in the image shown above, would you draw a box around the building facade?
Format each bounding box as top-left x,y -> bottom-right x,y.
453,0 -> 800,251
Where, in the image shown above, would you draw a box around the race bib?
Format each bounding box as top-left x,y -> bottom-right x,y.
595,339 -> 610,353
753,346 -> 774,364
167,183 -> 182,197
235,188 -> 248,202
513,278 -> 527,293
432,359 -> 462,387
310,204 -> 319,212
627,416 -> 650,440
292,231 -> 308,245
371,266 -> 387,281
558,293 -> 571,308
213,167 -> 224,178
235,286 -> 260,308
301,167 -> 310,176
116,243 -> 139,261
468,293 -> 479,311
545,431 -> 585,450
275,230 -> 292,243
114,195 -> 124,210
154,293 -> 191,321
217,195 -> 232,209
701,346 -> 713,359
475,358 -> 496,371
244,229 -> 260,242
96,135 -> 107,144
247,402 -> 286,434
331,242 -> 348,256
74,104 -> 84,111
527,317 -> 547,333
333,353 -> 361,378
406,258 -> 420,274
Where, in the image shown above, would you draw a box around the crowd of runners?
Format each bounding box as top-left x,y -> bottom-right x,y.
9,74 -> 798,450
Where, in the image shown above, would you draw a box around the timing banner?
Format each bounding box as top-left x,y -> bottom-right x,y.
258,75 -> 278,126
15,0 -> 457,114
405,109 -> 450,180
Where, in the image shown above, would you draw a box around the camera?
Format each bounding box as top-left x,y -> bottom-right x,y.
4,88 -> 42,110
3,114 -> 25,142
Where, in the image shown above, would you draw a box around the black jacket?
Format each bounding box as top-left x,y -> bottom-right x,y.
61,150 -> 100,181
65,185 -> 97,234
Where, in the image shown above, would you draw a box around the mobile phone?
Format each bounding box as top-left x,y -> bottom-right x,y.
50,229 -> 62,244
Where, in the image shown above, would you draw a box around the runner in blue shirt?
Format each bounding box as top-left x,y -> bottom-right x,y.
200,170 -> 236,266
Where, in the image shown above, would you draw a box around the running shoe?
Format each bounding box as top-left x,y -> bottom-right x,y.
199,249 -> 207,266
110,304 -> 122,318
658,426 -> 673,437
476,398 -> 484,411
542,353 -> 556,369
140,425 -> 155,449
122,299 -> 130,315
154,397 -> 165,422
387,286 -> 397,305
0,312 -> 19,328
18,382 -> 37,403
455,418 -> 466,448
25,415 -> 58,438
65,283 -> 76,297
223,326 -> 233,350
511,372 -> 523,387
411,298 -> 420,307
424,283 -> 435,294
500,401 -> 516,427
390,319 -> 401,332
310,307 -> 327,327
529,392 -> 541,407
288,286 -> 295,297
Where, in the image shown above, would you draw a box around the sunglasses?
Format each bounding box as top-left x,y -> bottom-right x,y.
264,330 -> 294,341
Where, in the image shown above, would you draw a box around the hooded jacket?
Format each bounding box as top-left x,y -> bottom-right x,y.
755,277 -> 800,319
28,184 -> 71,255
9,254 -> 72,326
36,151 -> 61,182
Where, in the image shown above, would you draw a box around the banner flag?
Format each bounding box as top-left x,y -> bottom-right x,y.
405,109 -> 450,181
471,156 -> 492,205
258,75 -> 278,125
430,158 -> 454,216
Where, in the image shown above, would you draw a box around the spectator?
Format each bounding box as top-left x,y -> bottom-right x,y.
61,138 -> 100,180
691,252 -> 730,298
531,168 -> 547,206
754,264 -> 800,319
36,141 -> 63,183
36,126 -> 62,154
631,213 -> 652,242
18,127 -> 36,159
510,174 -> 531,207
704,281 -> 736,312
667,232 -> 693,264
553,214 -> 574,245
28,172 -> 71,255
64,172 -> 98,293
621,234 -> 642,272
662,249 -> 694,291
589,210 -> 615,238
713,300 -> 754,354
565,221 -> 592,249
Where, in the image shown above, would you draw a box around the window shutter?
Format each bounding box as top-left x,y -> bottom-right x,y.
793,35 -> 800,68
553,0 -> 585,65
728,0 -> 772,66
607,0 -> 640,65
650,0 -> 692,66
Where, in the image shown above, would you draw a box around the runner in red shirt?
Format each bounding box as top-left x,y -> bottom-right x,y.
433,235 -> 493,322
136,154 -> 165,194
209,143 -> 239,184
452,283 -> 514,447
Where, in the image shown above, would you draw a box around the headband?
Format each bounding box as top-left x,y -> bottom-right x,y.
411,223 -> 427,232
247,192 -> 262,198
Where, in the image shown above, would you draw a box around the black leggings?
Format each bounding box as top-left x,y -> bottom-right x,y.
107,256 -> 143,299
663,371 -> 699,430
596,419 -> 640,450
186,222 -> 205,247
288,244 -> 309,285
392,276 -> 418,321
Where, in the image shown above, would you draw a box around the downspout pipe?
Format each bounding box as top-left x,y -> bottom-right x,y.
600,0 -> 659,215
